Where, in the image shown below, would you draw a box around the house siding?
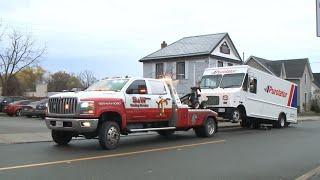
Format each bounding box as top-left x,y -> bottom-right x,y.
299,65 -> 312,111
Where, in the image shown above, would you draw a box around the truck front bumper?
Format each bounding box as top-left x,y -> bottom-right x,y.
45,117 -> 99,133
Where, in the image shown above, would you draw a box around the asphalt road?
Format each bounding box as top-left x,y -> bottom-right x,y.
0,120 -> 320,180
0,113 -> 47,134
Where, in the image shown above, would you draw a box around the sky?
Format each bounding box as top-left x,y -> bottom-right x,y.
0,0 -> 320,79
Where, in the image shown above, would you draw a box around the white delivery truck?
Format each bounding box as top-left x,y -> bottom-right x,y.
199,65 -> 298,128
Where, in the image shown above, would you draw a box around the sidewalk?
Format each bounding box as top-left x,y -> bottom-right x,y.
0,117 -> 318,144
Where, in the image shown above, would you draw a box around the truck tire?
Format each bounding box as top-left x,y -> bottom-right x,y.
195,117 -> 217,137
275,114 -> 286,128
157,130 -> 175,137
99,121 -> 120,150
231,108 -> 241,123
52,130 -> 72,145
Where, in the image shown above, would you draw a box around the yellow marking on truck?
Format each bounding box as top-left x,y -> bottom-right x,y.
0,139 -> 225,171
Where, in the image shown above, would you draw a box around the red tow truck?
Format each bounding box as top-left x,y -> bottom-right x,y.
45,77 -> 218,149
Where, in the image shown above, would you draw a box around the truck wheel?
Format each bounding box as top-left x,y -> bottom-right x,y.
157,130 -> 175,137
231,109 -> 241,123
275,114 -> 286,128
52,130 -> 72,145
195,117 -> 217,137
99,121 -> 120,150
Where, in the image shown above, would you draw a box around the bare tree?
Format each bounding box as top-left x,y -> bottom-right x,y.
78,70 -> 97,89
0,30 -> 45,95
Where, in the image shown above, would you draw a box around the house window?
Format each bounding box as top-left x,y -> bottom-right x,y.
305,74 -> 307,85
155,63 -> 164,79
220,42 -> 230,54
176,62 -> 185,79
218,61 -> 223,67
227,63 -> 233,66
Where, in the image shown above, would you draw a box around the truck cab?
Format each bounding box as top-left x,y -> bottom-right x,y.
45,77 -> 218,149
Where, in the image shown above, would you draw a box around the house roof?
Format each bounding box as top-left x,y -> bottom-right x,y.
313,73 -> 320,88
248,56 -> 311,79
139,33 -> 241,62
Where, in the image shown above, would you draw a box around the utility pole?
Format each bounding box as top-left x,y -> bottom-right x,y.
242,52 -> 245,64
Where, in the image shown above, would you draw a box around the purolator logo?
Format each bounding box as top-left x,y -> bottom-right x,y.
264,85 -> 288,98
211,69 -> 236,74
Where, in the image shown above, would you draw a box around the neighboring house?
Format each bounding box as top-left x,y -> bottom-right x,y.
312,73 -> 320,98
139,33 -> 242,95
245,56 -> 314,112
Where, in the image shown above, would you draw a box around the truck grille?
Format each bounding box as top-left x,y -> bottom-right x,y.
48,97 -> 78,114
206,96 -> 219,106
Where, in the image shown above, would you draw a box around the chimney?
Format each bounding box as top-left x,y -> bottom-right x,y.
161,41 -> 167,49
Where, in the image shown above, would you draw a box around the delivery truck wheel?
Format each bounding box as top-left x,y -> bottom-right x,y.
99,121 -> 120,150
195,117 -> 217,137
52,130 -> 72,145
231,109 -> 241,123
275,114 -> 286,128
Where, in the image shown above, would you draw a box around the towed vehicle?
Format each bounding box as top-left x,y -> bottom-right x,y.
45,77 -> 218,150
5,100 -> 32,116
199,65 -> 297,128
21,99 -> 48,119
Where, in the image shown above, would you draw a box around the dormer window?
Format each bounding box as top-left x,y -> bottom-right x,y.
220,42 -> 230,54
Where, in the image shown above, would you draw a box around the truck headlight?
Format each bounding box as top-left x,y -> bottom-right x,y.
80,101 -> 95,114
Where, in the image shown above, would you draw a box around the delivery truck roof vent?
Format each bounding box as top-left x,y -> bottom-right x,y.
161,41 -> 167,49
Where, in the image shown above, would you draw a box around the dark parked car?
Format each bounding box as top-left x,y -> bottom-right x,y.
0,96 -> 26,112
4,100 -> 32,116
21,99 -> 48,118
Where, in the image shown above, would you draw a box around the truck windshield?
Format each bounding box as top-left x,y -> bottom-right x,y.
220,73 -> 245,88
200,73 -> 245,89
200,75 -> 222,89
86,79 -> 129,92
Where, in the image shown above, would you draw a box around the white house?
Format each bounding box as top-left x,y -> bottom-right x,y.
139,33 -> 242,95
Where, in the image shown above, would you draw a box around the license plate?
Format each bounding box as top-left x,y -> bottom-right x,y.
56,121 -> 63,127
218,108 -> 225,112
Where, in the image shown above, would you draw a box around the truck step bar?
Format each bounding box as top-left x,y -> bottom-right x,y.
128,127 -> 176,133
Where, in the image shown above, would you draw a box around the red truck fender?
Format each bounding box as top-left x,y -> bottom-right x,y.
81,98 -> 127,130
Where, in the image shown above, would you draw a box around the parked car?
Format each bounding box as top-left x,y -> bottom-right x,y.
0,96 -> 26,112
4,100 -> 32,116
21,99 -> 48,118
